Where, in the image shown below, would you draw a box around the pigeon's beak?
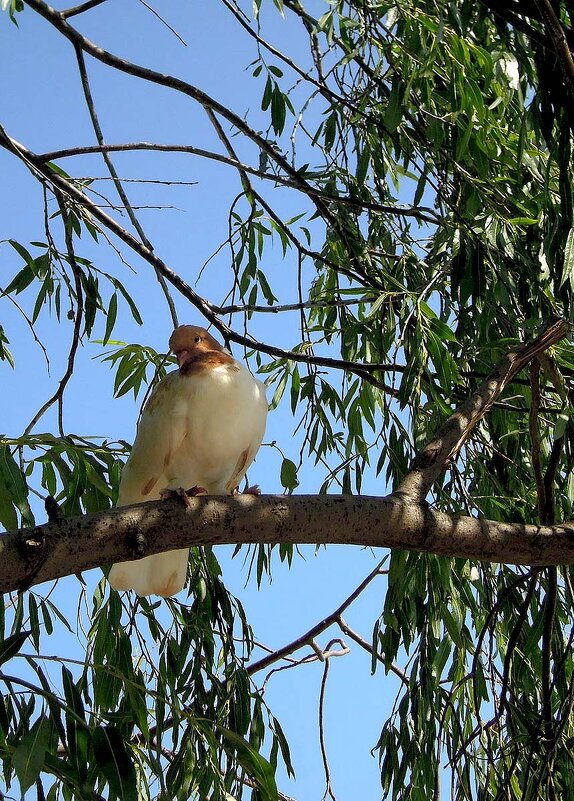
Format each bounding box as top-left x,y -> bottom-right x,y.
176,349 -> 190,369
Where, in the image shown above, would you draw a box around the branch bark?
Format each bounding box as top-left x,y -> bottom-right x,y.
3,493 -> 574,595
396,318 -> 570,502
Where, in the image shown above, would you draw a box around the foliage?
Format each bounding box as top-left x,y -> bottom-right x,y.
2,0 -> 574,799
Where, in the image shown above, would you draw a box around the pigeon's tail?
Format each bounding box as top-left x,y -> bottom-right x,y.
108,548 -> 189,597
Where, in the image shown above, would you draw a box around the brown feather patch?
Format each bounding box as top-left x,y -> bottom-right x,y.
142,476 -> 158,496
225,447 -> 250,493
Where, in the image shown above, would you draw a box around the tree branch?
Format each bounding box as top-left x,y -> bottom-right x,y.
247,560 -> 386,674
22,0 -> 336,228
0,124 -> 402,391
61,0 -> 108,18
21,200 -> 84,437
396,318 -> 570,502
73,47 -> 178,327
37,142 -> 436,222
4,493 -> 574,595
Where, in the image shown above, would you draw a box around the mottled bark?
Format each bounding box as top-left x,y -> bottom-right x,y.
2,493 -> 574,594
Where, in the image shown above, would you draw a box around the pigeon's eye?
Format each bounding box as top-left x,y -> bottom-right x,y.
194,335 -> 201,344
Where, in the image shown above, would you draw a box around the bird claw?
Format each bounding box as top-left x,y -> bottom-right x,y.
160,485 -> 207,508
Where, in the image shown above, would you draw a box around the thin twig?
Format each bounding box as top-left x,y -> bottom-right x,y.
61,0 -> 108,18
0,293 -> 50,371
318,641 -> 341,801
73,47 -> 178,328
336,615 -> 409,685
247,561 -> 387,675
38,141 -> 439,223
529,359 -> 546,519
22,201 -> 83,437
38,142 -> 429,218
136,0 -> 187,46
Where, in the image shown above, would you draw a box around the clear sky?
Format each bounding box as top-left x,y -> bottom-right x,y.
1,2 -> 404,798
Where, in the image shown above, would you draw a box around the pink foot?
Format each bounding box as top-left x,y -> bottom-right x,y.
160,486 -> 207,508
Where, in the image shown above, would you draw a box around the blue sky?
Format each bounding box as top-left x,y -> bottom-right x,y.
0,2 -> 406,798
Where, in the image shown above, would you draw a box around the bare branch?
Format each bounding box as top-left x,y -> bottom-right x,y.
247,561 -> 387,674
61,0 -> 108,19
5,493 -> 574,595
38,141 -> 437,222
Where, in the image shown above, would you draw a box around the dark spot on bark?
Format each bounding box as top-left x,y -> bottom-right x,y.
125,527 -> 147,557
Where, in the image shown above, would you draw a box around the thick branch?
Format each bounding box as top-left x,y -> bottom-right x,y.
396,319 -> 570,502
3,493 -> 574,595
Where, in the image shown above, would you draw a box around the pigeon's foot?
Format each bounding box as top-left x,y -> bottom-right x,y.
160,486 -> 208,508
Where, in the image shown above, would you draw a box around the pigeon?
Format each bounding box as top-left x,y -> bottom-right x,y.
108,325 -> 268,597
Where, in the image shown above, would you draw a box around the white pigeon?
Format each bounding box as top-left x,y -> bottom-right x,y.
108,325 -> 268,597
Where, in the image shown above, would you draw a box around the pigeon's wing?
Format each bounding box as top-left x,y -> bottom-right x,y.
109,372 -> 191,597
224,376 -> 268,492
117,373 -> 190,505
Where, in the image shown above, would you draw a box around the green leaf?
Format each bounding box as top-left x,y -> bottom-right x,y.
270,368 -> 289,410
113,280 -> 143,325
280,458 -> 299,493
323,110 -> 338,151
261,75 -> 273,111
561,226 -> 574,289
383,78 -> 404,133
271,84 -> 287,135
0,466 -> 17,530
13,712 -> 51,794
8,239 -> 34,266
257,269 -> 277,305
3,263 -> 36,295
92,726 -> 138,801
103,292 -> 118,345
0,445 -> 34,527
31,276 -> 51,323
62,666 -> 89,783
0,630 -> 31,665
219,727 -> 278,801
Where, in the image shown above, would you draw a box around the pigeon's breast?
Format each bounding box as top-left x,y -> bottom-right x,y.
166,362 -> 267,491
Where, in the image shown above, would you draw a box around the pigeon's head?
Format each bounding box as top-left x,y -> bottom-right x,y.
169,325 -> 224,371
